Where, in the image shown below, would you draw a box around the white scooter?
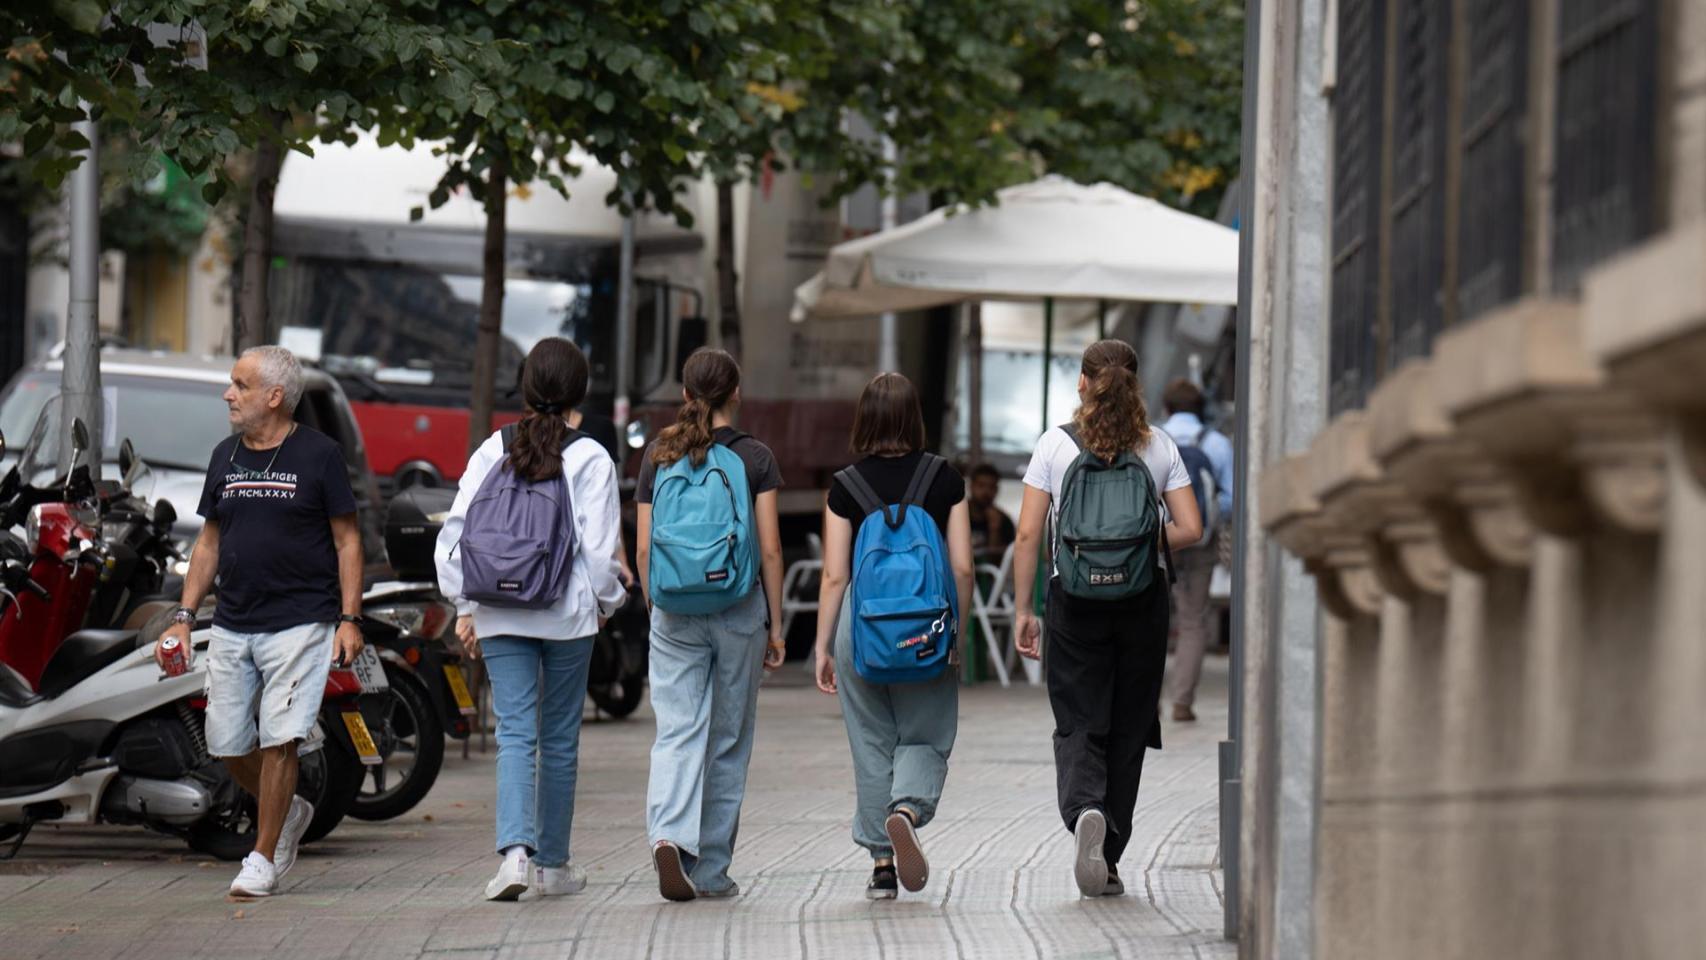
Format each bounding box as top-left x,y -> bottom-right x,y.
0,617 -> 360,860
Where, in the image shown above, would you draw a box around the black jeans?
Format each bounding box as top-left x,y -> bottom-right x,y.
1043,576 -> 1169,865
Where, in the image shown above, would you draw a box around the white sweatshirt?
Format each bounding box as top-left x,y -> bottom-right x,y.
433,429 -> 626,641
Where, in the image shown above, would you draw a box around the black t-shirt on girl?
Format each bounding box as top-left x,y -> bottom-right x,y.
827,452 -> 966,535
634,426 -> 783,505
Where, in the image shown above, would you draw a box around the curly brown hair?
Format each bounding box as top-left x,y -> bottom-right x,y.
650,348 -> 741,468
1071,339 -> 1150,461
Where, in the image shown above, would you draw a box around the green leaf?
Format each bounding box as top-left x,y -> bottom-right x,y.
294,49 -> 320,73
263,35 -> 288,58
52,0 -> 104,33
202,181 -> 226,205
396,33 -> 421,63
593,91 -> 615,114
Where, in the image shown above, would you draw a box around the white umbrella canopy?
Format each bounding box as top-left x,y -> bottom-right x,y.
792,175 -> 1239,320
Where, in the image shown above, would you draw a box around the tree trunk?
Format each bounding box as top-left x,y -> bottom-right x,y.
715,178 -> 741,362
468,151 -> 508,456
236,119 -> 284,353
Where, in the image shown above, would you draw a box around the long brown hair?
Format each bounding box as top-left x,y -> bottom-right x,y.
651,348 -> 741,467
850,372 -> 926,456
1072,339 -> 1150,461
507,337 -> 590,482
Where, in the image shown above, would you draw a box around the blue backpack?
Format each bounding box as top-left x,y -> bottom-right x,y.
648,438 -> 757,614
456,425 -> 588,609
838,455 -> 956,684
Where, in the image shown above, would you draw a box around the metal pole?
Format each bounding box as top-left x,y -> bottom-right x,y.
1224,0 -> 1263,940
1097,299 -> 1108,340
613,206 -> 636,469
967,301 -> 983,467
878,135 -> 899,373
1041,297 -> 1054,433
62,113 -> 102,479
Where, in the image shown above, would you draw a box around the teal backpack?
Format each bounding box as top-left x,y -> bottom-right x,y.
1052,424 -> 1173,601
648,438 -> 756,614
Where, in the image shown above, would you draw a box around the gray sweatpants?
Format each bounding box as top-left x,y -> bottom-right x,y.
831,595 -> 959,860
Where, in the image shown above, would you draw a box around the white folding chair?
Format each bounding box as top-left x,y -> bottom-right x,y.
779,533 -> 826,639
972,543 -> 1018,686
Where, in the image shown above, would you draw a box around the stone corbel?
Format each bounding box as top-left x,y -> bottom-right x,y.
1583,221 -> 1706,489
1306,546 -> 1385,620
1365,359 -> 1512,573
1259,454 -> 1381,621
1433,296 -> 1649,542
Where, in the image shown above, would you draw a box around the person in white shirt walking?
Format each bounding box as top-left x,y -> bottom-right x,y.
433,337 -> 627,902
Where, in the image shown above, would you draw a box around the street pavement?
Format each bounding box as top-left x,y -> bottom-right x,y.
0,655 -> 1234,960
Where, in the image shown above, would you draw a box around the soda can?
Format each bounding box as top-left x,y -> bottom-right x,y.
160,635 -> 189,677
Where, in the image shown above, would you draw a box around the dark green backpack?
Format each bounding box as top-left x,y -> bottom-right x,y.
1052,424 -> 1173,600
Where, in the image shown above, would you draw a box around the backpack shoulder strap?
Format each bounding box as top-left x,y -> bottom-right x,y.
834,465 -> 888,523
902,453 -> 946,508
1059,423 -> 1082,447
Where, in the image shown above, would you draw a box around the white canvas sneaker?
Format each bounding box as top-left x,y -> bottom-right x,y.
519,862 -> 588,900
1073,809 -> 1109,898
273,796 -> 314,881
229,852 -> 277,898
485,851 -> 531,902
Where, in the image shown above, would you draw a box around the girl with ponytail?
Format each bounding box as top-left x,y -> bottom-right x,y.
434,336 -> 627,902
634,347 -> 787,902
1008,339 -> 1203,900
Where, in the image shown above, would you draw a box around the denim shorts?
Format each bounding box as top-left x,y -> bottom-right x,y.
203,622 -> 336,757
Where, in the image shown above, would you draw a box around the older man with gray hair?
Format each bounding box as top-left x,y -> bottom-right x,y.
154,345 -> 364,897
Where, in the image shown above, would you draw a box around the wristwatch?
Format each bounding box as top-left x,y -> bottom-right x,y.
170,607 -> 196,626
337,614 -> 367,626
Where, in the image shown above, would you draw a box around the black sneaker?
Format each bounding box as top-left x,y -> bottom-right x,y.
884,811 -> 929,892
866,864 -> 899,901
1103,867 -> 1125,897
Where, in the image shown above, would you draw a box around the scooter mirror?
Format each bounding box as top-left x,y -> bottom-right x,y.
153,498 -> 177,530
71,419 -> 90,458
0,429 -> 7,458
118,438 -> 136,479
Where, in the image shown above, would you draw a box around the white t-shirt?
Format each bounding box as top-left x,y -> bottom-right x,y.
1023,425 -> 1193,573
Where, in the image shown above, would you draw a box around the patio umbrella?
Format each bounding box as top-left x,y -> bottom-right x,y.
790,176 -> 1239,434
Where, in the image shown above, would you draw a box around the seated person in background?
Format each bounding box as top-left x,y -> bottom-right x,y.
967,463 -> 1016,561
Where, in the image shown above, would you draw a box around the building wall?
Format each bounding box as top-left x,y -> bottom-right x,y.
1250,0 -> 1706,955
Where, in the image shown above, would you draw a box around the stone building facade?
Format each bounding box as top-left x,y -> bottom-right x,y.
1238,0 -> 1706,955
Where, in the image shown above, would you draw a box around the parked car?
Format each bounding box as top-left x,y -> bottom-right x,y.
0,350 -> 388,576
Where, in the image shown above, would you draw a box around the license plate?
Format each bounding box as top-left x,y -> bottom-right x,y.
341,711 -> 382,765
442,664 -> 477,716
350,645 -> 388,692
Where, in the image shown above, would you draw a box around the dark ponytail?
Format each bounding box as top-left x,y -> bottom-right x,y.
1072,339 -> 1150,461
651,348 -> 741,468
507,337 -> 590,482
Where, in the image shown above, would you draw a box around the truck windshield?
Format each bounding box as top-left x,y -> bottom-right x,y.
269,258 -> 615,400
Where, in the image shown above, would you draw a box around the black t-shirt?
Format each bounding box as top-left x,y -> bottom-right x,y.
828,452 -> 966,535
635,426 -> 783,504
197,425 -> 358,632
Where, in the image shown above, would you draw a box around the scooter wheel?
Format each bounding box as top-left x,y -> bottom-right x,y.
349,663 -> 444,821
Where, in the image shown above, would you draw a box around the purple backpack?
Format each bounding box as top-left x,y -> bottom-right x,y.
456,426 -> 586,609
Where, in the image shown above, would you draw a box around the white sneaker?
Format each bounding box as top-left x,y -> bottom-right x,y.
485,852 -> 531,902
519,862 -> 588,899
1073,809 -> 1109,898
229,852 -> 277,898
273,796 -> 314,880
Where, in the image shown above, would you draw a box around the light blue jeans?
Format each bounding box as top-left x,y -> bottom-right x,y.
832,595 -> 958,859
646,590 -> 768,893
481,635 -> 594,869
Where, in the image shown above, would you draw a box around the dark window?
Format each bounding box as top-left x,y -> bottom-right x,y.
1389,0 -> 1452,365
1329,0 -> 1387,414
1458,0 -> 1529,320
1552,0 -> 1658,291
